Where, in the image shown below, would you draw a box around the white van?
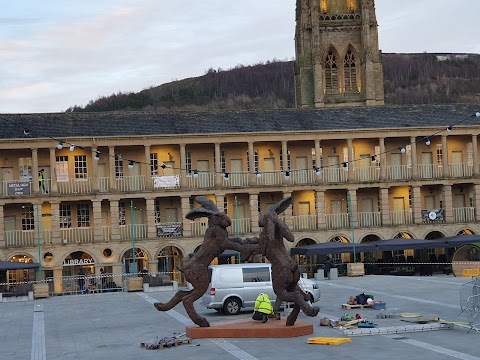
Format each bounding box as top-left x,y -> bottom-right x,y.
200,263 -> 320,315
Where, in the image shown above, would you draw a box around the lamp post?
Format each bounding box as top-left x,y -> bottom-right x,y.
36,204 -> 43,281
130,200 -> 137,275
234,196 -> 241,263
347,192 -> 356,263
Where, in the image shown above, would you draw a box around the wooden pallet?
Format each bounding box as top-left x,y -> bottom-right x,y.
341,303 -> 371,310
141,337 -> 191,350
307,337 -> 352,346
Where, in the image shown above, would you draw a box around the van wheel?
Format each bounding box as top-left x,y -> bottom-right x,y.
223,298 -> 241,315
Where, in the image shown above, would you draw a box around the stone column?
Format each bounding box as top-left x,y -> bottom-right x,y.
92,200 -> 102,242
379,138 -> 386,180
250,194 -> 260,234
443,185 -> 453,223
215,194 -> 225,213
109,147 -> 117,191
49,147 -> 58,194
348,189 -> 357,229
215,143 -> 222,187
380,188 -> 390,226
347,139 -> 354,181
442,135 -> 448,177
32,148 -> 39,193
472,135 -> 479,176
33,203 -> 42,253
248,142 -> 256,185
314,140 -> 321,183
145,145 -> 152,190
51,202 -> 60,244
0,203 -> 4,247
146,198 -> 156,239
110,200 -> 120,241
180,144 -> 187,188
315,190 -> 325,229
181,196 -> 192,237
282,141 -> 288,171
91,147 -> 99,192
283,191 -> 293,229
411,186 -> 422,224
475,184 -> 480,222
410,136 -> 418,179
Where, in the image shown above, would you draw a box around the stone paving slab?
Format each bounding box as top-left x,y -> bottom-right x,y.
0,275 -> 479,360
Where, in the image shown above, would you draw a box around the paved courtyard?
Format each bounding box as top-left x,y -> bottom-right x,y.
0,274 -> 479,360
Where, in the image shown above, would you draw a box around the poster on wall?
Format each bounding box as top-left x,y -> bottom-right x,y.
55,162 -> 69,182
153,175 -> 180,189
156,223 -> 182,237
18,158 -> 32,182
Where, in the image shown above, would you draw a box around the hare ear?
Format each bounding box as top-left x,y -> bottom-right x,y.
269,196 -> 292,215
186,208 -> 215,220
195,196 -> 219,212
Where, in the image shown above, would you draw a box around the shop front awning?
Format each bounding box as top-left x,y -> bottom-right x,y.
0,261 -> 40,271
291,241 -> 371,256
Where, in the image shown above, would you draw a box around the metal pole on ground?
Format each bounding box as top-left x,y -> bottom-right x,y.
36,204 -> 43,281
131,200 -> 136,275
347,192 -> 356,263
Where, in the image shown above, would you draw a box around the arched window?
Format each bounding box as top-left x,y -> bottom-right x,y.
325,50 -> 339,93
344,49 -> 359,93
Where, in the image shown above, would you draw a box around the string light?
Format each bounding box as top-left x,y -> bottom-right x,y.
256,170 -> 261,178
193,170 -> 198,179
128,160 -> 134,169
69,144 -> 75,151
314,167 -> 322,177
425,137 -> 431,146
93,151 -> 100,161
285,170 -> 291,179
342,162 -> 348,171
447,125 -> 453,132
57,141 -> 64,150
160,163 -> 166,169
371,155 -> 377,164
399,146 -> 406,154
475,112 -> 480,117
223,172 -> 229,180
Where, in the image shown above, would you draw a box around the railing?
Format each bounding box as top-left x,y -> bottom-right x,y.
103,226 -> 111,242
417,164 -> 443,179
325,213 -> 349,229
448,163 -> 473,178
60,227 -> 94,243
390,210 -> 414,225
256,171 -> 283,186
228,218 -> 252,234
322,168 -> 348,183
223,172 -> 249,187
40,179 -> 51,194
187,173 -> 215,189
290,169 -> 317,185
99,177 -> 110,193
57,179 -> 92,194
385,165 -> 411,180
453,207 -> 475,222
292,215 -> 317,230
119,224 -> 148,239
116,176 -> 146,192
191,221 -> 208,237
353,166 -> 381,182
5,230 -> 36,247
2,180 -> 33,196
357,212 -> 382,227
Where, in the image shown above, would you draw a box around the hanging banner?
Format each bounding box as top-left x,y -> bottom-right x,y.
156,223 -> 182,237
55,162 -> 69,182
7,182 -> 31,196
421,209 -> 445,222
154,175 -> 180,189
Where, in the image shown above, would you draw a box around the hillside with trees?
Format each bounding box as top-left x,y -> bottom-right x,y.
66,53 -> 480,112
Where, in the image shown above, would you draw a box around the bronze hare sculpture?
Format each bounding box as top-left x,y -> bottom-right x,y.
154,196 -> 253,327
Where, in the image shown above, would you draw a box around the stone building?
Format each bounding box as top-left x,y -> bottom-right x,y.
0,105 -> 479,291
295,0 -> 385,108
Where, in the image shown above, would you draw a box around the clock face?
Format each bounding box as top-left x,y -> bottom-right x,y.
428,211 -> 437,220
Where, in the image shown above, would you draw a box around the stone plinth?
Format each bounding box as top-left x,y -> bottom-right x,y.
186,319 -> 313,339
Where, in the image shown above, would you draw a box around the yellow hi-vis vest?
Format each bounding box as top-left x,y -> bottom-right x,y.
254,293 -> 273,315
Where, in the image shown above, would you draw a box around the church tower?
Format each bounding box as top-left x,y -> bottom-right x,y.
295,0 -> 384,108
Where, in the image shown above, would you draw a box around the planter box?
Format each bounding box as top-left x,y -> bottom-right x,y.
127,277 -> 144,292
33,284 -> 50,299
347,263 -> 365,277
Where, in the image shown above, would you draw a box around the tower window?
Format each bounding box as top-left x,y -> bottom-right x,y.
344,50 -> 359,93
325,51 -> 339,94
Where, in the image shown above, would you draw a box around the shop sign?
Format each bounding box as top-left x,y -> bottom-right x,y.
156,223 -> 182,237
63,258 -> 94,266
153,175 -> 180,189
7,182 -> 31,196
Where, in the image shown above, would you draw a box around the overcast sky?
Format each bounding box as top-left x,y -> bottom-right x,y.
1,0 -> 479,114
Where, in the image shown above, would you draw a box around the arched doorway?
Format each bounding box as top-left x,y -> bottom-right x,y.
424,231 -> 446,264
294,238 -> 317,277
360,234 -> 381,264
330,235 -> 351,263
4,254 -> 35,288
122,248 -> 148,275
158,246 -> 184,283
391,232 -> 415,263
457,229 -> 476,236
62,251 -> 95,277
